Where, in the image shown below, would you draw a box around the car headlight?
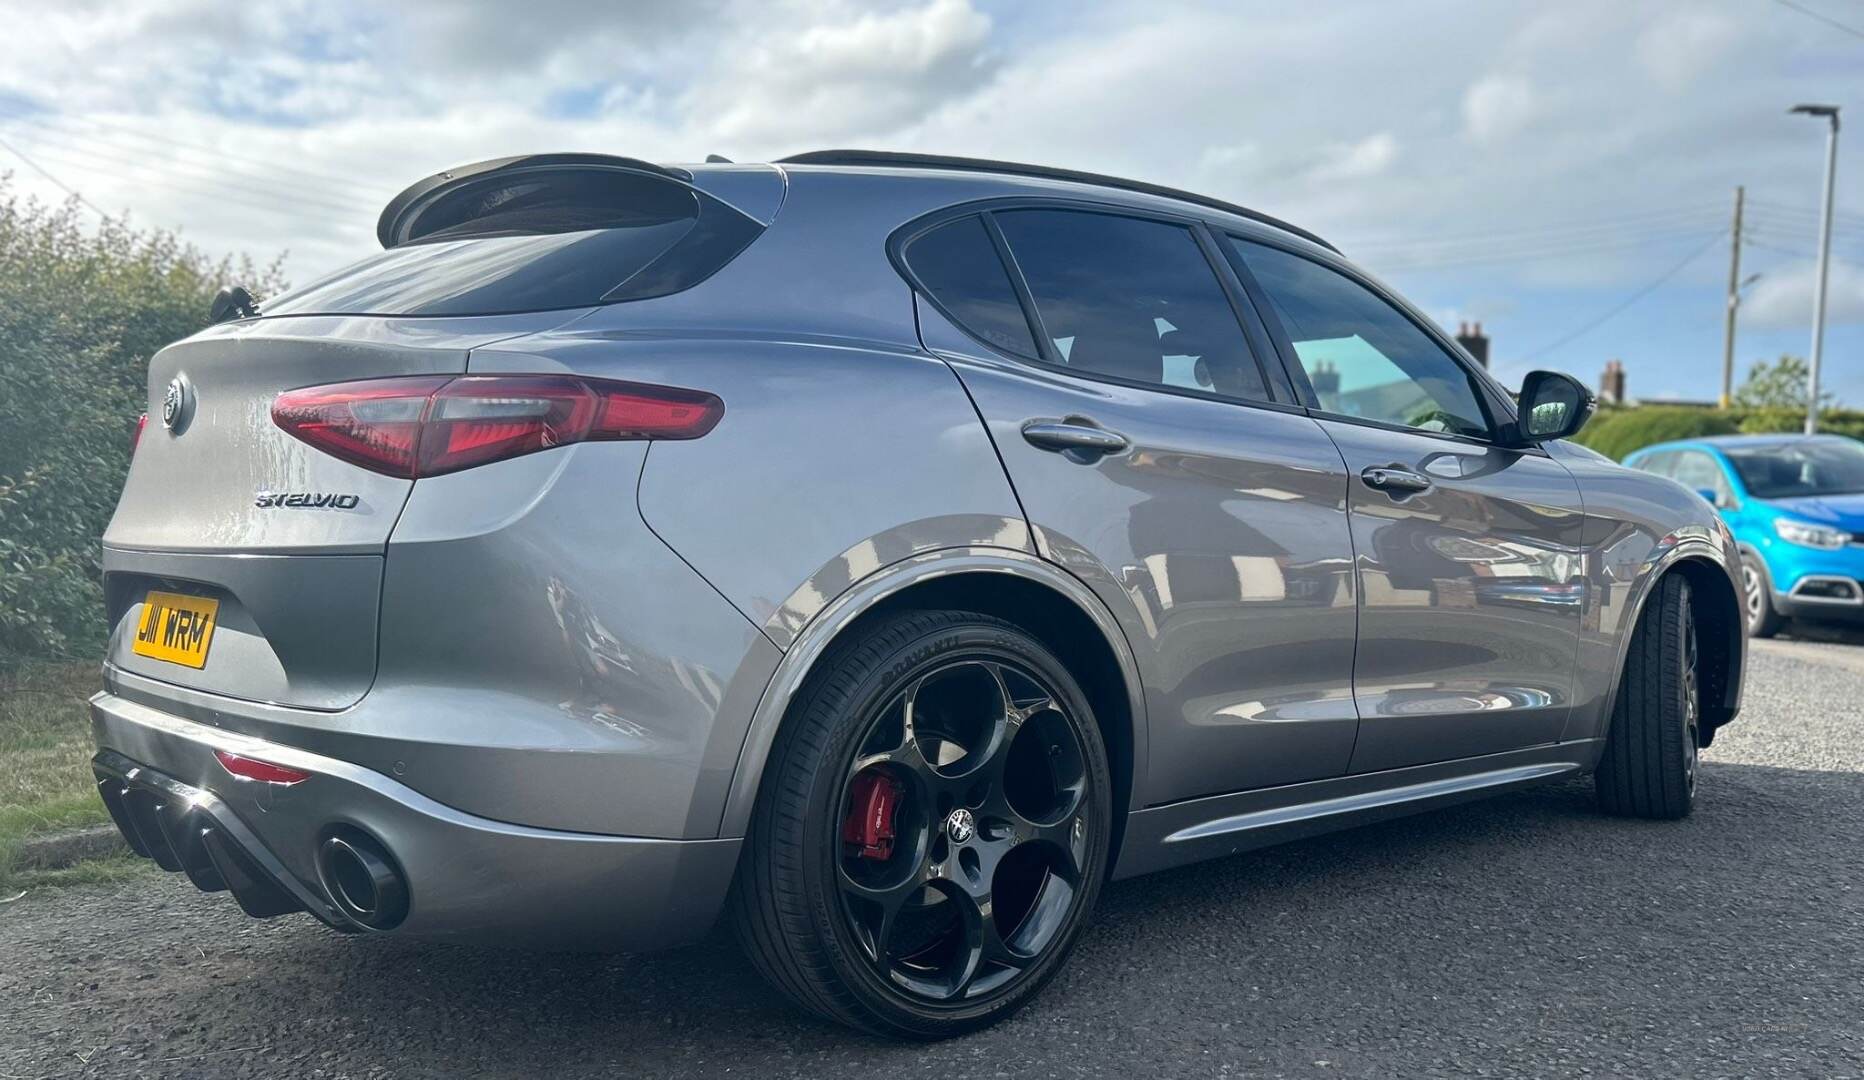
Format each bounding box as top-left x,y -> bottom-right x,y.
1773,517 -> 1850,550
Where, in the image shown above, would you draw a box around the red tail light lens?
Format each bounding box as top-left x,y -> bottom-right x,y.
214,749 -> 312,786
272,375 -> 722,478
132,412 -> 148,454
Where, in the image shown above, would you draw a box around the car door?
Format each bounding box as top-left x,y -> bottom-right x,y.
1225,235 -> 1587,773
900,205 -> 1360,805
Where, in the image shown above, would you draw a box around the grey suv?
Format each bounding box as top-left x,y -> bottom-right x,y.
94,150 -> 1745,1038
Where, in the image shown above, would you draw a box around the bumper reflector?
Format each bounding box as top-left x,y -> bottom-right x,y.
213,749 -> 312,786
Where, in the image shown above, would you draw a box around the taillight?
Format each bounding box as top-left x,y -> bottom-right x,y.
132,412 -> 148,453
271,375 -> 722,478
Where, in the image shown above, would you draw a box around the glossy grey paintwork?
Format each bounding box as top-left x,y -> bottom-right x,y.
108,311 -> 584,554
102,310 -> 591,708
1544,439 -> 1746,739
92,159 -> 1744,949
1320,420 -> 1587,772
922,306 -> 1360,806
90,694 -> 739,948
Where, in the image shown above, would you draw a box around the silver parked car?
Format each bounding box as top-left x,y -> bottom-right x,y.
94,151 -> 1745,1038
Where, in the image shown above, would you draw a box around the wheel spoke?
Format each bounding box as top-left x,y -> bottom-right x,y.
979,919 -> 1035,974
889,879 -> 985,1001
837,861 -> 930,964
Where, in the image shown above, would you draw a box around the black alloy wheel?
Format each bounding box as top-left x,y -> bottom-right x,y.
732,610 -> 1111,1038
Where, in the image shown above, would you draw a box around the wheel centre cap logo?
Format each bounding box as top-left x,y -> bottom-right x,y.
945,807 -> 975,844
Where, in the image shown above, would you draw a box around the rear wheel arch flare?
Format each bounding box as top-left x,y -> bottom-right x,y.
722,558 -> 1143,870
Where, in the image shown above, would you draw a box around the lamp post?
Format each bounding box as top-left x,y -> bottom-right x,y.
1790,104 -> 1840,434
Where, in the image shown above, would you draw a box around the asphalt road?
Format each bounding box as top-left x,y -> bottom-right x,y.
5,636 -> 1862,1079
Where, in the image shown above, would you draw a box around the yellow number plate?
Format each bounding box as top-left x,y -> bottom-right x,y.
130,590 -> 220,669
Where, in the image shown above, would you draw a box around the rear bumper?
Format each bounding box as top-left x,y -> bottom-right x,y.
91,691 -> 740,950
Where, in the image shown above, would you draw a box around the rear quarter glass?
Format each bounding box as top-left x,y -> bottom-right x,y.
263,169 -> 763,318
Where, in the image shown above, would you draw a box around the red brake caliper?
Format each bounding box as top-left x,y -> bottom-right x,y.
842,771 -> 904,860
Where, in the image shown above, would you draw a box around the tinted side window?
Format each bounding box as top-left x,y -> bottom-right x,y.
1673,451 -> 1732,501
903,216 -> 1039,358
993,210 -> 1270,401
1229,238 -> 1489,438
1634,450 -> 1680,478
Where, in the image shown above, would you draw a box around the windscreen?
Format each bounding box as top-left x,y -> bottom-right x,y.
262,169 -> 752,318
1724,439 -> 1864,499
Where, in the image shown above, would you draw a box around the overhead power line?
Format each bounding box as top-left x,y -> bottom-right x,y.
1770,0 -> 1864,40
1369,226 -> 1726,273
0,132 -> 111,219
1521,229 -> 1728,361
0,138 -> 371,223
1348,204 -> 1726,256
0,121 -> 376,218
0,105 -> 368,191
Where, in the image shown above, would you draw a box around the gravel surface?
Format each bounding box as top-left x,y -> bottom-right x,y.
4,636 -> 1861,1078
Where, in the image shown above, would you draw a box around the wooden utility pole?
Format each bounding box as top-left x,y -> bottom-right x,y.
1720,185 -> 1744,408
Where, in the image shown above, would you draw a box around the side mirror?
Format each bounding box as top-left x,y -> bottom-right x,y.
1696,487 -> 1725,509
1516,370 -> 1595,443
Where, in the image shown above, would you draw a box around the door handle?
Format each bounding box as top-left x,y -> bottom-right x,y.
1361,465 -> 1432,495
1021,420 -> 1130,458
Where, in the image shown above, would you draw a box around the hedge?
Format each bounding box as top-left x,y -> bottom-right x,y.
1572,404 -> 1864,461
0,182 -> 282,662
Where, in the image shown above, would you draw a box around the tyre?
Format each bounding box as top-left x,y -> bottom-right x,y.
1740,554 -> 1783,638
731,610 -> 1112,1038
1596,574 -> 1700,819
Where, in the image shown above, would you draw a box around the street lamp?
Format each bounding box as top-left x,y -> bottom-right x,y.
1790,103 -> 1840,435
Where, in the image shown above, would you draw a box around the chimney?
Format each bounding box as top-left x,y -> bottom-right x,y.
1455,321 -> 1490,369
1600,359 -> 1626,405
1309,360 -> 1340,398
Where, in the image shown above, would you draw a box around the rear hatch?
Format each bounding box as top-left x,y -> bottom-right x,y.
103,154 -> 770,709
103,312 -> 579,708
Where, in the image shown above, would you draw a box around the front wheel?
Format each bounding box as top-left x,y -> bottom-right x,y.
1741,555 -> 1783,638
731,610 -> 1112,1038
1597,574 -> 1700,819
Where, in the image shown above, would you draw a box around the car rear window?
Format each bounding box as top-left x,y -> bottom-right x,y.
263,169 -> 761,318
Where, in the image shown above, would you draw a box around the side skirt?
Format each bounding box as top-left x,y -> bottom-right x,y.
1112,740 -> 1601,880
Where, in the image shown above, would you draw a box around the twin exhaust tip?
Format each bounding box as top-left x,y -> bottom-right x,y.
316,829 -> 409,931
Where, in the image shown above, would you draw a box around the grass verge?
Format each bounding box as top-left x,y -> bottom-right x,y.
1,657 -> 115,892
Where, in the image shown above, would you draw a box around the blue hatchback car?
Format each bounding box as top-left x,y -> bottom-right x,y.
1626,434 -> 1864,637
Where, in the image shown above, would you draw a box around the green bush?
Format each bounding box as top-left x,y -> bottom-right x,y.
1572,406 -> 1740,461
1736,407 -> 1864,441
0,181 -> 282,661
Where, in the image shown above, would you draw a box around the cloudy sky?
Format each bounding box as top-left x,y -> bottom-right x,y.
2,0 -> 1860,402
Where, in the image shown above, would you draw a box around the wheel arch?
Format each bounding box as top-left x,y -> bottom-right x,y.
717,548 -> 1147,869
1602,546 -> 1745,748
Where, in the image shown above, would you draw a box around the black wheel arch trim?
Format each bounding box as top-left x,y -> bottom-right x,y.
718,548 -> 1148,857
1600,542 -> 1745,749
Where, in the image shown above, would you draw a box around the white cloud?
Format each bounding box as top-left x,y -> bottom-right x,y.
0,0 -> 1855,315
1461,75 -> 1536,143
698,0 -> 995,144
1311,132 -> 1399,182
1745,259 -> 1864,330
1637,10 -> 1740,91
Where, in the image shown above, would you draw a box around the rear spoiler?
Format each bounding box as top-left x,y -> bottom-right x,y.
375,153 -> 693,249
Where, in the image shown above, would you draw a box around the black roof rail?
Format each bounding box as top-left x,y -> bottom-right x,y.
776,149 -> 1339,254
